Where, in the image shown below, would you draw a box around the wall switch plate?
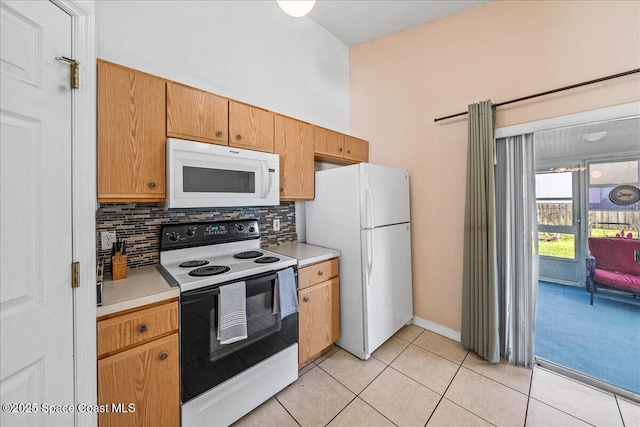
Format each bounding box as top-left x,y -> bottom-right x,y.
635,250 -> 640,263
273,219 -> 280,231
101,231 -> 116,250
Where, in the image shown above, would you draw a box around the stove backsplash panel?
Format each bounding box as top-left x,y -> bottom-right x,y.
96,202 -> 296,273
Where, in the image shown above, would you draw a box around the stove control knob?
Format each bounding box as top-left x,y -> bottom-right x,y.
185,227 -> 195,237
249,226 -> 255,233
168,232 -> 180,242
236,224 -> 245,232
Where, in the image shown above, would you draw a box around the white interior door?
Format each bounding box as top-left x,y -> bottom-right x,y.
362,223 -> 413,357
0,1 -> 74,425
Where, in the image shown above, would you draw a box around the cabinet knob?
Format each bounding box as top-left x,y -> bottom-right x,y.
159,352 -> 169,361
216,131 -> 223,137
138,324 -> 148,333
317,270 -> 324,276
347,150 -> 351,155
280,187 -> 284,193
148,182 -> 157,189
235,134 -> 242,140
303,296 -> 309,302
339,148 -> 343,152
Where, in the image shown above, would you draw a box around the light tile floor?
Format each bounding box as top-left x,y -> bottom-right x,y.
234,324 -> 640,427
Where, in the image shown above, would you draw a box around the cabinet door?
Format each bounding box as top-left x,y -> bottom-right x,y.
344,135 -> 369,163
274,115 -> 314,200
98,334 -> 179,427
97,60 -> 166,201
314,127 -> 344,158
166,81 -> 228,145
229,101 -> 274,153
298,277 -> 339,367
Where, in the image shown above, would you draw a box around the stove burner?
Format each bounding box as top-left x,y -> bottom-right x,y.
233,251 -> 264,259
188,266 -> 231,277
254,256 -> 280,264
179,260 -> 209,268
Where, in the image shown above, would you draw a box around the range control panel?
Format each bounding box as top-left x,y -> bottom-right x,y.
160,219 -> 261,251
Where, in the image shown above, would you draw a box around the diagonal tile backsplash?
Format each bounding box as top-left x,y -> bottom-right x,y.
96,202 -> 296,273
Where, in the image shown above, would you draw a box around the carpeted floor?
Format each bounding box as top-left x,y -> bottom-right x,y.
535,281 -> 640,394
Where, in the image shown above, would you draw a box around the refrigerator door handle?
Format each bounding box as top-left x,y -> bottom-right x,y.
366,230 -> 373,281
364,173 -> 375,229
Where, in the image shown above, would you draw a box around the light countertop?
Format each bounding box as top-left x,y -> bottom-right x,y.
270,242 -> 340,267
97,265 -> 179,317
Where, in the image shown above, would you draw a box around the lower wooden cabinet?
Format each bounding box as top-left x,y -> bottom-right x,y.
97,300 -> 179,427
298,258 -> 340,367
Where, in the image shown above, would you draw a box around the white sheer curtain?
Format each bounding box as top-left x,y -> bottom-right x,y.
495,134 -> 539,367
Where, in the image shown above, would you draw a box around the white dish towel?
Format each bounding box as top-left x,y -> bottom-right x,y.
217,281 -> 248,344
275,267 -> 298,319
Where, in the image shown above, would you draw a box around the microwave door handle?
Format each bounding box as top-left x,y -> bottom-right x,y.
261,162 -> 270,197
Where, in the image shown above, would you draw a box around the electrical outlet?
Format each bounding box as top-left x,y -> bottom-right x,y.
273,219 -> 280,231
101,231 -> 116,250
635,250 -> 640,263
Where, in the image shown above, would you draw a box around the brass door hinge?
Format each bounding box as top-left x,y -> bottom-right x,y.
72,262 -> 80,288
56,56 -> 80,89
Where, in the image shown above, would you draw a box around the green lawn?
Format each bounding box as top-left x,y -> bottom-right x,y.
538,228 -> 638,259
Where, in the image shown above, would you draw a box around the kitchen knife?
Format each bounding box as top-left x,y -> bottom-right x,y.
122,240 -> 127,255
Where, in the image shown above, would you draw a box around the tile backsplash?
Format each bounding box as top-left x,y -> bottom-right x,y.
96,202 -> 296,273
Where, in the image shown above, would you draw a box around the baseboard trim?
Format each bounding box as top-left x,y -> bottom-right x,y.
411,316 -> 461,342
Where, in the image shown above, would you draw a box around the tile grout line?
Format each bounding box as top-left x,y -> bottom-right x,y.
423,350 -> 470,427
273,395 -> 303,427
527,396 -> 598,427
315,350 -> 398,427
523,364 -> 535,427
614,396 -> 625,427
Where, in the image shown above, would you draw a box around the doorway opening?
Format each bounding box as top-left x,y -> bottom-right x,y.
532,116 -> 640,398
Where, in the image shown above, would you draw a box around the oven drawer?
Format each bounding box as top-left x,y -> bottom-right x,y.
98,300 -> 179,357
298,258 -> 339,290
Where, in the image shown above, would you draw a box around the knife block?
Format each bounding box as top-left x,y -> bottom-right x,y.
111,255 -> 127,280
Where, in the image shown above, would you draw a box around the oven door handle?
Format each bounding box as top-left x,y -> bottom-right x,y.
181,271 -> 283,300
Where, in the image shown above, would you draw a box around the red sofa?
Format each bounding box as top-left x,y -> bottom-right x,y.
586,237 -> 640,305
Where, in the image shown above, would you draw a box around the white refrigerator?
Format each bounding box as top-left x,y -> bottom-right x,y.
305,163 -> 413,359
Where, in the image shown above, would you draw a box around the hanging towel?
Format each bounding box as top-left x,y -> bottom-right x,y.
276,267 -> 298,319
217,281 -> 248,344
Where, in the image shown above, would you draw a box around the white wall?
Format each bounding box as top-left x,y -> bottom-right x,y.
96,0 -> 349,132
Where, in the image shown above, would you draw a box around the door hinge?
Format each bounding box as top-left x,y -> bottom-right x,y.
56,56 -> 80,89
72,262 -> 80,288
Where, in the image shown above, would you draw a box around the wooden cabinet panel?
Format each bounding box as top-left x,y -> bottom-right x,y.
229,101 -> 274,153
97,60 -> 166,201
298,257 -> 340,368
274,115 -> 314,200
97,301 -> 178,358
314,127 -> 344,158
298,278 -> 339,367
344,135 -> 369,163
166,81 -> 228,145
298,258 -> 339,291
98,333 -> 179,427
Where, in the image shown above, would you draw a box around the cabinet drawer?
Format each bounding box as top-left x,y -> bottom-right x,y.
98,301 -> 178,358
298,258 -> 339,290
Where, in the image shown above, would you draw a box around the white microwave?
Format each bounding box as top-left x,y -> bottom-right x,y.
166,138 -> 279,208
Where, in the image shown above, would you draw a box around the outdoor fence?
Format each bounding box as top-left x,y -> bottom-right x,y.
537,202 -> 640,230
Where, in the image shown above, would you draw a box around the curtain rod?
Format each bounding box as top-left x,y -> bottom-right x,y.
434,68 -> 640,123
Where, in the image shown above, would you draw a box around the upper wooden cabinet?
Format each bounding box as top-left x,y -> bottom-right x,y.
229,101 -> 274,153
343,135 -> 369,163
314,126 -> 369,164
98,60 -> 166,201
166,81 -> 228,145
274,115 -> 314,200
314,127 -> 344,158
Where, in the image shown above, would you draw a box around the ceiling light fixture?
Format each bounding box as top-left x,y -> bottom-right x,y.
549,166 -> 586,173
276,0 -> 316,18
583,131 -> 607,142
